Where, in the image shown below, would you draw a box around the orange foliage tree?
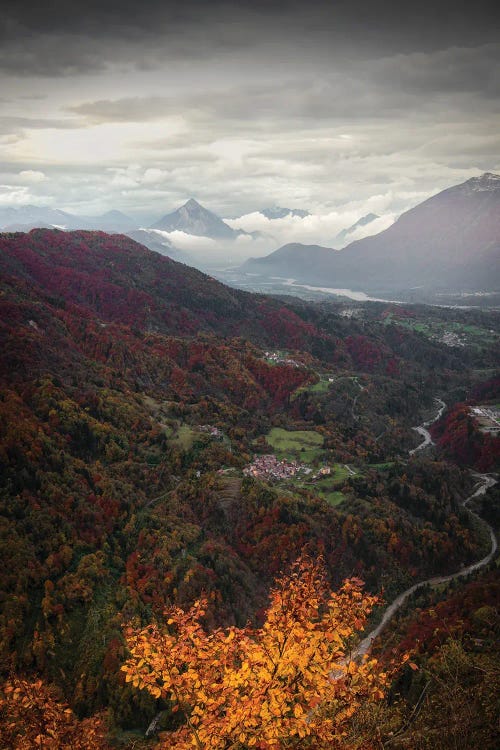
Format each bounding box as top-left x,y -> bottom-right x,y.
122,557 -> 389,749
0,677 -> 109,750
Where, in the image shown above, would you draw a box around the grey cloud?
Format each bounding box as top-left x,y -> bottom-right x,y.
3,1 -> 499,46
0,115 -> 84,145
0,33 -> 108,77
1,2 -> 499,222
68,42 -> 500,135
127,134 -> 216,151
0,5 -> 286,77
370,44 -> 500,97
0,116 -> 82,131
1,1 -> 499,77
67,97 -> 174,123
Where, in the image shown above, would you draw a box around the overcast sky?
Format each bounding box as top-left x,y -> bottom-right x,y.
1,0 -> 499,226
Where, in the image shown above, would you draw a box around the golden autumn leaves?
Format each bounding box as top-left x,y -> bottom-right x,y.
122,557 -> 389,749
0,677 -> 109,749
0,557 -> 393,748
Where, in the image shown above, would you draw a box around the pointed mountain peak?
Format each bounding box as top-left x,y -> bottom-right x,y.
472,171 -> 500,181
151,199 -> 236,239
183,198 -> 203,210
459,172 -> 500,193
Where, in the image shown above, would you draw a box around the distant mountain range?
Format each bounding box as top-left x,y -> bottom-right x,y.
0,205 -> 80,231
0,206 -> 136,232
243,173 -> 500,291
83,210 -> 136,232
2,174 -> 499,292
0,198 -> 386,262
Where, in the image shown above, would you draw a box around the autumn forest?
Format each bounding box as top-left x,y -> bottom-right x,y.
0,229 -> 498,749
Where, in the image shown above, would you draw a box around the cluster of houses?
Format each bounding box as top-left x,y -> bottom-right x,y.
243,454 -> 307,480
470,406 -> 500,434
199,425 -> 224,439
243,454 -> 332,482
433,330 -> 465,348
264,351 -> 303,368
340,308 -> 362,319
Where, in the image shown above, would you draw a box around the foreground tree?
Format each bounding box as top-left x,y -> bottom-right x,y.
122,557 -> 390,749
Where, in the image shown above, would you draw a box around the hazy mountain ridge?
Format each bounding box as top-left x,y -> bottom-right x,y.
242,173 -> 500,292
334,213 -> 380,247
243,242 -> 337,279
0,205 -> 81,231
0,205 -> 137,232
2,174 -> 499,293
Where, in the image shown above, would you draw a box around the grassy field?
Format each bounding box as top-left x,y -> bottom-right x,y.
322,491 -> 345,506
170,424 -> 199,451
384,314 -> 498,350
266,427 -> 324,462
292,375 -> 334,399
308,378 -> 332,394
310,475 -> 348,505
279,463 -> 353,506
277,476 -> 346,507
320,465 -> 352,484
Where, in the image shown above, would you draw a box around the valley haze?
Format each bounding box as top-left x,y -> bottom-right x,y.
1,173 -> 498,305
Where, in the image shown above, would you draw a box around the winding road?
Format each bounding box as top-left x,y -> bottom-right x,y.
409,397 -> 446,455
354,399 -> 497,659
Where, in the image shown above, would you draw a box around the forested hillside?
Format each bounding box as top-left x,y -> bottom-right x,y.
0,230 -> 498,748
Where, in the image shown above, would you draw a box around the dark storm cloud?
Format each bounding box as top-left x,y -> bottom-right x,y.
1,1 -> 499,220
4,0 -> 500,39
0,39 -> 107,77
66,41 -> 500,131
373,44 -> 500,97
2,0 -> 500,76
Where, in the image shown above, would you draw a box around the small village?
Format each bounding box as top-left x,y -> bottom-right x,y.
199,424 -> 224,439
433,330 -> 466,348
470,405 -> 500,434
263,351 -> 304,368
243,453 -> 331,482
339,307 -> 363,319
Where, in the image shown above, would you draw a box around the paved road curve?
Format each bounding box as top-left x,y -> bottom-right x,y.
354,399 -> 497,659
409,397 -> 446,455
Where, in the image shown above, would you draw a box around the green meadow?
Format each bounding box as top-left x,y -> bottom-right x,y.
266,427 -> 324,462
